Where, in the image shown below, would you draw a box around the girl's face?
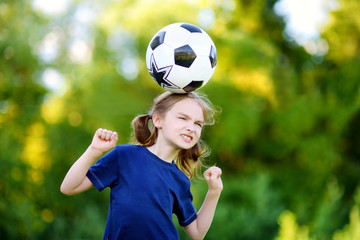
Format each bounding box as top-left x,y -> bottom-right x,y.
155,98 -> 204,150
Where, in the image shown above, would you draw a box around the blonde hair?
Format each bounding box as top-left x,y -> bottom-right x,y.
132,91 -> 217,179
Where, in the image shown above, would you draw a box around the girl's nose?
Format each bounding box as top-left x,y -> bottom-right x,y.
186,123 -> 195,132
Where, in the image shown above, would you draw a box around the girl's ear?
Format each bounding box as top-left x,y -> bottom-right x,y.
152,113 -> 162,129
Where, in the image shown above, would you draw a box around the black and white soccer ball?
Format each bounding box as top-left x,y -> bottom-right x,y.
146,22 -> 217,93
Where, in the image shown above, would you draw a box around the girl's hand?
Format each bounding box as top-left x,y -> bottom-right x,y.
203,166 -> 223,194
90,128 -> 118,154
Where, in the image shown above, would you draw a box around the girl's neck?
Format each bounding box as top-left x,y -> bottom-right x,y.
147,143 -> 179,163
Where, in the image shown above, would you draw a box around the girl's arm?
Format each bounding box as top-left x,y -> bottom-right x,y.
184,166 -> 223,240
60,128 -> 118,196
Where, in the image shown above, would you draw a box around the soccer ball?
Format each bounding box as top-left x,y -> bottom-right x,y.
146,22 -> 217,93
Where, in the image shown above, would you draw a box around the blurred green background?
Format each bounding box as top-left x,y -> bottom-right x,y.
1,0 -> 360,239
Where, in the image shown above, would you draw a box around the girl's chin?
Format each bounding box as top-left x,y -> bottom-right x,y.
177,142 -> 196,150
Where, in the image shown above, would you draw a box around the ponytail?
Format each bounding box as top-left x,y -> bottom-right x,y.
177,140 -> 210,179
131,114 -> 157,147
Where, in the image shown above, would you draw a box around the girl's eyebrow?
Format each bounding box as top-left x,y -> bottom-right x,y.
178,112 -> 204,124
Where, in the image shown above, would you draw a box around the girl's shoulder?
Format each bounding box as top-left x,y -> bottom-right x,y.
115,144 -> 141,151
115,144 -> 147,158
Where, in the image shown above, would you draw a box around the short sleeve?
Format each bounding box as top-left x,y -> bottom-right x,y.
86,145 -> 120,191
173,181 -> 197,226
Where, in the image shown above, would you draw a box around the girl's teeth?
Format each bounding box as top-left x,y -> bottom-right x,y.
182,135 -> 191,140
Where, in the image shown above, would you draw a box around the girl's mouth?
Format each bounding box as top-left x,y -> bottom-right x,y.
181,134 -> 193,142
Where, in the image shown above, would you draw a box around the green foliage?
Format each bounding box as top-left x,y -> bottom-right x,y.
275,210 -> 312,240
332,205 -> 360,240
274,203 -> 360,240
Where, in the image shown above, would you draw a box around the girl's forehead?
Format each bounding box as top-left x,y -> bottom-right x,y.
170,98 -> 204,119
172,98 -> 201,109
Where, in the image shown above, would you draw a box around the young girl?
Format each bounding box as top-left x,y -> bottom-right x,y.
60,91 -> 223,240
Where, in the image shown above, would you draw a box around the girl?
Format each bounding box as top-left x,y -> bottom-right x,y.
60,91 -> 223,240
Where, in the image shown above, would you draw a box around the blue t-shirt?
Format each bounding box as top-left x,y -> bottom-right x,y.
86,144 -> 197,240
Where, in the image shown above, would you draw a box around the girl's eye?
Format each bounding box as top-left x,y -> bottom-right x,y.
196,123 -> 203,128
